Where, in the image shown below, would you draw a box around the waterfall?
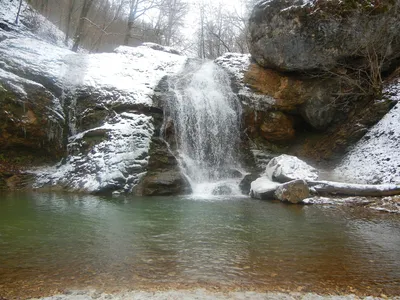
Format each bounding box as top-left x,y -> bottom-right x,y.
164,60 -> 243,197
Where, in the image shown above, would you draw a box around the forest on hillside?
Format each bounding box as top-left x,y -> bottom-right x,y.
21,0 -> 257,57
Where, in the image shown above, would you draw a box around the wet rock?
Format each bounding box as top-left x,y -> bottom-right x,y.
248,0 -> 400,72
274,179 -> 309,204
239,173 -> 259,195
135,137 -> 191,196
250,177 -> 281,200
0,69 -> 65,180
265,154 -> 319,183
138,170 -> 191,196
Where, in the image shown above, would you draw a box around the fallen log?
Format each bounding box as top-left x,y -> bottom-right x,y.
307,180 -> 400,197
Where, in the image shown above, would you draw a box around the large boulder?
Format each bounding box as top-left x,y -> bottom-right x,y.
265,154 -> 319,183
274,179 -> 310,204
250,177 -> 281,199
248,0 -> 400,72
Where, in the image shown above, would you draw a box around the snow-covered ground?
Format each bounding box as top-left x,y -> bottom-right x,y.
0,0 -> 188,193
333,80 -> 400,184
0,0 -> 69,47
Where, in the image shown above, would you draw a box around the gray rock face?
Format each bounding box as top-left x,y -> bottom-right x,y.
265,154 -> 319,183
275,179 -> 310,204
248,0 -> 400,72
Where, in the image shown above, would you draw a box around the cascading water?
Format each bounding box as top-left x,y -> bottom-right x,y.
164,60 -> 243,197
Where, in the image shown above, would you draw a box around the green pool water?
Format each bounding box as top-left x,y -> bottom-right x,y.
0,192 -> 399,298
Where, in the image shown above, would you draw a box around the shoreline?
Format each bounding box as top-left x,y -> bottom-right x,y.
29,289 -> 400,300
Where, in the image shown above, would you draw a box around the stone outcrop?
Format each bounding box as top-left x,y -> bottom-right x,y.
248,0 -> 400,72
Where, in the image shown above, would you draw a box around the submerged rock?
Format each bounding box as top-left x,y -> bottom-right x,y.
265,154 -> 319,183
274,179 -> 309,204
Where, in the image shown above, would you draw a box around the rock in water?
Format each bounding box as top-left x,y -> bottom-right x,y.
275,180 -> 310,204
239,173 -> 259,195
212,184 -> 233,195
265,154 -> 319,183
248,0 -> 400,72
250,177 -> 281,200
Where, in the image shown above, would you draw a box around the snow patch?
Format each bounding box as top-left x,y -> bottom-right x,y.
265,154 -> 319,182
334,81 -> 400,184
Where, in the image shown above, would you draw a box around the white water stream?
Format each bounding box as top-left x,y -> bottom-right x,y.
164,60 -> 243,197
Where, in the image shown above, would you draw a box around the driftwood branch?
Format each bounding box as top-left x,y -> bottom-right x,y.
307,180 -> 400,197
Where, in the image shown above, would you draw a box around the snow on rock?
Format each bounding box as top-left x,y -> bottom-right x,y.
215,52 -> 276,110
302,196 -> 373,205
28,44 -> 186,193
0,37 -> 187,105
0,8 -> 188,194
0,0 -> 70,47
265,154 -> 319,183
333,80 -> 400,184
250,177 -> 281,199
141,42 -> 182,55
303,195 -> 400,213
34,113 -> 154,193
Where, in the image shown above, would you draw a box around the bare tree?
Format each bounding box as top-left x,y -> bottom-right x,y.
15,0 -> 24,24
64,0 -> 76,45
72,0 -> 94,51
123,0 -> 158,46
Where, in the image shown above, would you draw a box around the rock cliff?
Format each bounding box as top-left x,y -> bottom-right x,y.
0,1 -> 189,194
248,0 -> 400,73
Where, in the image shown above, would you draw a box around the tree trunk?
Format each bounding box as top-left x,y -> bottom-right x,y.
308,180 -> 400,197
15,0 -> 23,25
64,0 -> 75,46
72,0 -> 94,52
